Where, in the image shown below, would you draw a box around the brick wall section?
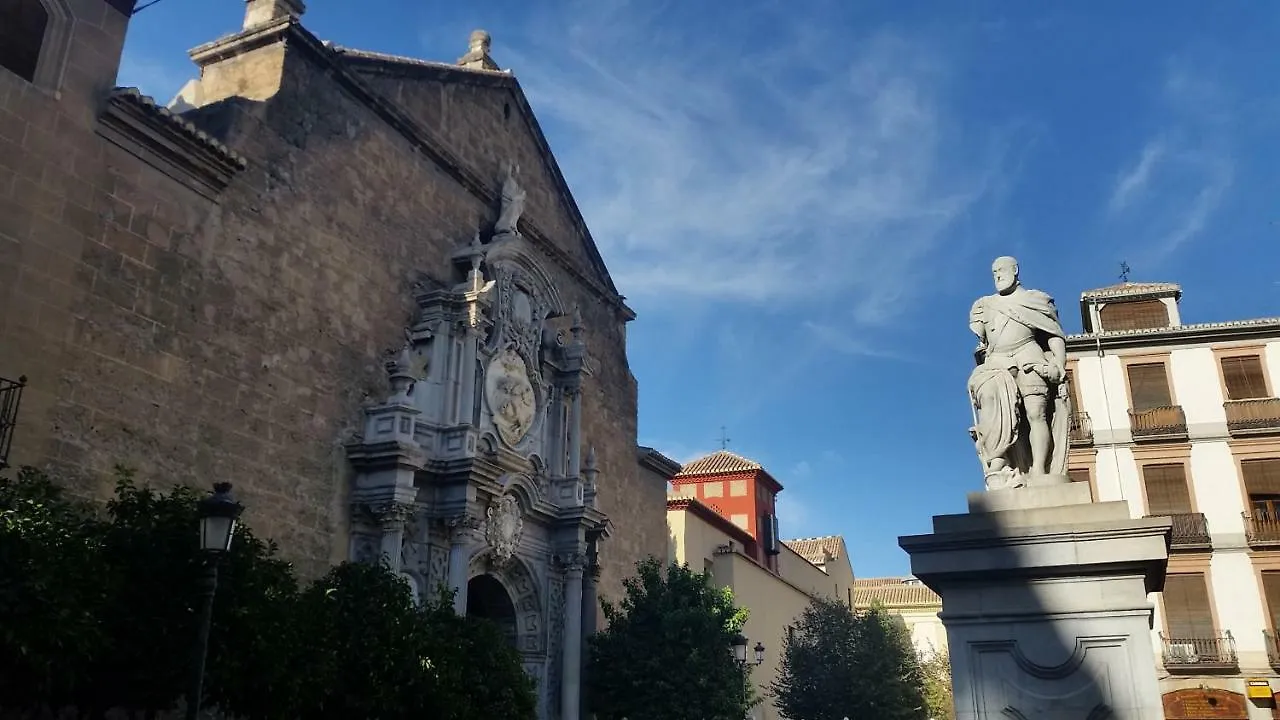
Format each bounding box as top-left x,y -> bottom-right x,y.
0,7 -> 667,589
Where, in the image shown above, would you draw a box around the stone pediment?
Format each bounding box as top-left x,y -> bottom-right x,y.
332,47 -> 621,305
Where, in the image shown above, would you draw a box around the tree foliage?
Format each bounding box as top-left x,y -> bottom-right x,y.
587,557 -> 756,720
0,466 -> 536,720
919,648 -> 955,720
772,597 -> 928,720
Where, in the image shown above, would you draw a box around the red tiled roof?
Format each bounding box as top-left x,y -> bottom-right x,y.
783,536 -> 844,564
851,577 -> 940,608
675,450 -> 762,477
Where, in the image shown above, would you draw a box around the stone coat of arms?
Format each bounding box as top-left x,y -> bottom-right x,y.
486,347 -> 537,446
485,494 -> 524,564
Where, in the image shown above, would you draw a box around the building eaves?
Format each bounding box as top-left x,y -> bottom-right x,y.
1079,281 -> 1182,301
109,88 -> 248,168
1066,317 -> 1280,352
638,446 -> 682,480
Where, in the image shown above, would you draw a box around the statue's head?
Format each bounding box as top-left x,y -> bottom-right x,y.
991,256 -> 1019,294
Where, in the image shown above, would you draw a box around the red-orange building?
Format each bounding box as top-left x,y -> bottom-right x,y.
668,450 -> 783,571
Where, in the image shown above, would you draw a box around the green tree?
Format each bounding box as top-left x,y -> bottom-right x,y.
919,648 -> 955,720
0,466 -> 537,720
0,467 -> 107,714
586,557 -> 756,720
772,597 -> 927,720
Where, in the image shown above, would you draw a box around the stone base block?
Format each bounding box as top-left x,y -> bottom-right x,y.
900,492 -> 1172,720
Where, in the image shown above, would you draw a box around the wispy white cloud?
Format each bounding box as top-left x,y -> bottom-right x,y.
1108,138 -> 1165,213
503,1 -> 999,327
1105,61 -> 1234,262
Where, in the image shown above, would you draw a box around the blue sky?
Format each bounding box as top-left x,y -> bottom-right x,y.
118,1 -> 1280,578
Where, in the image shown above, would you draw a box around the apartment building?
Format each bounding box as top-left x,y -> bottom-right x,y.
851,577 -> 946,657
652,448 -> 855,720
1066,280 -> 1280,716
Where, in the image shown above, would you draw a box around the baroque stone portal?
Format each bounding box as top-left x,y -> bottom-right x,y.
967,256 -> 1071,490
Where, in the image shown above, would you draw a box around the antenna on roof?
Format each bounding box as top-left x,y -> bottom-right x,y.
717,426 -> 731,450
1118,261 -> 1131,283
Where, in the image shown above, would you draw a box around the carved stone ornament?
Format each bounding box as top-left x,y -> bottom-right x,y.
486,346 -> 537,446
485,494 -> 524,564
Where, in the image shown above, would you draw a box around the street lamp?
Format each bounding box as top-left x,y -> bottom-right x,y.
730,634 -> 765,666
187,482 -> 243,720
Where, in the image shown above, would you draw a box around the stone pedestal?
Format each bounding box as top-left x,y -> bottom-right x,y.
899,484 -> 1172,720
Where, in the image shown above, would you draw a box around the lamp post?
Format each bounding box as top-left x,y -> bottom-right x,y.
730,634 -> 766,666
186,482 -> 243,720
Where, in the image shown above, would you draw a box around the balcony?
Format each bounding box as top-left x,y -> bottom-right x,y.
1146,512 -> 1212,550
1068,412 -> 1093,446
1243,512 -> 1280,547
0,375 -> 26,470
1129,405 -> 1188,442
1225,398 -> 1280,437
1159,632 -> 1238,671
1265,631 -> 1280,667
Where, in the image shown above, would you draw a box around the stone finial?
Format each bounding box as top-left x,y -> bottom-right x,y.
457,29 -> 501,71
243,0 -> 305,30
584,446 -> 597,472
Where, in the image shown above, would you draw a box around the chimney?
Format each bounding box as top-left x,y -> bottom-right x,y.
243,0 -> 306,30
457,29 -> 500,71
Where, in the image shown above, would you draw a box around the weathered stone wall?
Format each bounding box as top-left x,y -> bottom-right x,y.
0,5 -> 667,588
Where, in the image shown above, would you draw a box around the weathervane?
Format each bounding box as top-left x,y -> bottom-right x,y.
717,426 -> 731,450
1119,261 -> 1131,283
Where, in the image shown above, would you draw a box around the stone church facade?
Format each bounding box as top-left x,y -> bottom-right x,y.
0,0 -> 668,716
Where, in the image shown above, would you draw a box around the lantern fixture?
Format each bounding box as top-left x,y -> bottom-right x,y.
197,482 -> 243,553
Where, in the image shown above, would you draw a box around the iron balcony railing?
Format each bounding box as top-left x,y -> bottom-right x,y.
1068,411 -> 1093,446
1144,512 -> 1211,549
0,375 -> 26,470
1129,405 -> 1188,441
1159,631 -> 1237,670
1264,630 -> 1280,667
1243,512 -> 1280,547
1225,398 -> 1280,437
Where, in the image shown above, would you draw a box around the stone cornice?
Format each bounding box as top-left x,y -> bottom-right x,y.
1066,317 -> 1280,352
637,445 -> 682,479
96,88 -> 248,201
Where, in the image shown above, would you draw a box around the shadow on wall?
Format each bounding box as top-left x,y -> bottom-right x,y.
902,485 -> 1170,719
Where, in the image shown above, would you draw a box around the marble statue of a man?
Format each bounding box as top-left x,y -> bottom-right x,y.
967,256 -> 1071,490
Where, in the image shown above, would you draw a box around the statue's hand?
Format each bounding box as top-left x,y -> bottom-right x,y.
1043,363 -> 1065,384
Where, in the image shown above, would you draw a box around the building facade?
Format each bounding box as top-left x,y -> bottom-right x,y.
852,576 -> 946,657
659,449 -> 856,720
1066,281 -> 1280,718
0,1 -> 669,717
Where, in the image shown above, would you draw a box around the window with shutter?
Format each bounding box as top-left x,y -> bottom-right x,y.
1263,572 -> 1280,631
1099,299 -> 1170,331
0,0 -> 48,83
1162,573 -> 1216,639
1243,459 -> 1280,496
1142,464 -> 1193,515
1065,368 -> 1081,411
1221,356 -> 1269,400
1127,363 -> 1172,410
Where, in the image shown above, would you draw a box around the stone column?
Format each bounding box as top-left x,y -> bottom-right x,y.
566,384 -> 582,478
377,503 -> 415,572
560,553 -> 586,720
580,549 -> 600,718
446,514 -> 480,614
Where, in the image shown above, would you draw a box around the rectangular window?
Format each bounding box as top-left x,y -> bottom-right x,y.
702,481 -> 724,498
1263,571 -> 1280,631
1099,299 -> 1170,331
1221,356 -> 1269,400
729,513 -> 749,529
1065,368 -> 1081,411
1142,464 -> 1193,516
1068,467 -> 1090,484
1128,363 -> 1173,411
729,479 -> 748,497
1162,573 -> 1216,639
1243,459 -> 1280,503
